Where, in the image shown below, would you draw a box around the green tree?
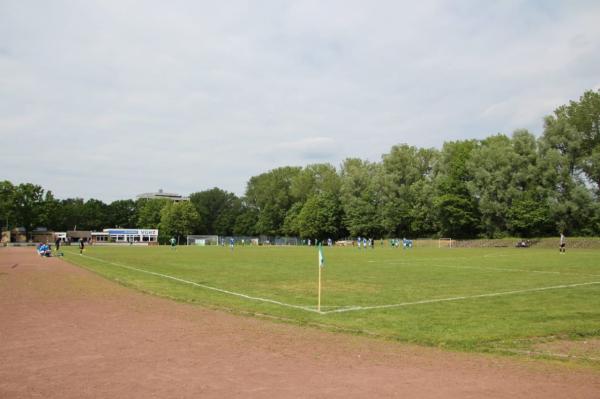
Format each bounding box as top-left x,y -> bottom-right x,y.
137,199 -> 169,229
233,206 -> 259,236
409,179 -> 439,236
295,193 -> 342,239
380,145 -> 437,236
107,200 -> 137,228
434,140 -> 480,238
189,188 -> 242,235
245,166 -> 302,235
159,201 -> 201,244
290,163 -> 341,203
57,198 -> 85,231
13,183 -> 45,232
339,158 -> 383,237
0,180 -> 16,229
213,196 -> 243,236
541,90 -> 600,189
81,199 -> 108,230
37,191 -> 62,231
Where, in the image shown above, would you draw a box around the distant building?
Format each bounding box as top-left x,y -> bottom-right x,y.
102,228 -> 159,243
136,188 -> 189,202
31,228 -> 54,244
67,230 -> 92,243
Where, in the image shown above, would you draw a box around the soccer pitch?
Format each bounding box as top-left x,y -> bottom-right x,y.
63,245 -> 600,355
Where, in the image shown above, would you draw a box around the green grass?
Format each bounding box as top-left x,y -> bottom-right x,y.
62,245 -> 600,360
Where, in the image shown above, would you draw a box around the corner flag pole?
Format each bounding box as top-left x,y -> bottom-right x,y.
318,243 -> 324,313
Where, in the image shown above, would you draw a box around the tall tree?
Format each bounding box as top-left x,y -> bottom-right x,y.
541,90 -> 600,189
137,199 -> 169,229
58,198 -> 86,231
380,145 -> 437,236
189,188 -> 241,234
0,180 -> 16,229
289,163 -> 341,203
81,199 -> 108,231
233,206 -> 259,236
13,183 -> 45,232
295,193 -> 343,239
244,166 -> 301,235
434,140 -> 480,238
107,199 -> 137,228
159,201 -> 201,243
339,158 -> 383,237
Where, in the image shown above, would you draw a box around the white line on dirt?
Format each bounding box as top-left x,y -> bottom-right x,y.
321,281 -> 600,314
80,254 -> 321,314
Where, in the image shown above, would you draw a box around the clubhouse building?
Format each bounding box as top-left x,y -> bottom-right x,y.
92,228 -> 159,244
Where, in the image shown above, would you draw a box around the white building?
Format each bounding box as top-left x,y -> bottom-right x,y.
136,188 -> 189,202
102,228 -> 159,244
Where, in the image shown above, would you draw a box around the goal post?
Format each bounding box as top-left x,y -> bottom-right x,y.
186,235 -> 219,246
438,238 -> 453,248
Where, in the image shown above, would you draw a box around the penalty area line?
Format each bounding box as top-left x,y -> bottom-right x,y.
80,254 -> 321,314
321,281 -> 600,314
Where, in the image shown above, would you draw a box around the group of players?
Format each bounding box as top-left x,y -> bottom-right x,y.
35,233 -> 568,255
37,237 -> 85,257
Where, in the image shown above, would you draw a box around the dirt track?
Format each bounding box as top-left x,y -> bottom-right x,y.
1,247 -> 599,398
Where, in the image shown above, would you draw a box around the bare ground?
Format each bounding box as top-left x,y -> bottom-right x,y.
1,247 -> 599,398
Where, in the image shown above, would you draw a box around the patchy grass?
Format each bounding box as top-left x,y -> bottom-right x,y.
62,245 -> 600,364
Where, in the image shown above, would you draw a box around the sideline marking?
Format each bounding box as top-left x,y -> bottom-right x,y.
383,260 -> 600,278
427,263 -> 600,278
80,254 -> 320,314
320,281 -> 600,314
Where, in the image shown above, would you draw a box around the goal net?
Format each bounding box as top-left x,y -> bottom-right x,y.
438,238 -> 453,248
186,235 -> 219,246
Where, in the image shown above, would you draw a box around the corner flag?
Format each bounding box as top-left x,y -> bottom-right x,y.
317,243 -> 325,313
318,243 -> 325,268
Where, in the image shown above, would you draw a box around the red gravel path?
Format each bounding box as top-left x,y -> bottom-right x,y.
1,247 -> 599,398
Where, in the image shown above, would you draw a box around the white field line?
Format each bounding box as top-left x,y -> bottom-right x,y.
81,254 -> 320,314
321,281 -> 600,315
429,263 -> 600,278
384,260 -> 600,278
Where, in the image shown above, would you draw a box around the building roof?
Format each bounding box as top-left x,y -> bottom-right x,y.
136,188 -> 189,201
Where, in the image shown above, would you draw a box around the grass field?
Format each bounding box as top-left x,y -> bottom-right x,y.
62,244 -> 600,360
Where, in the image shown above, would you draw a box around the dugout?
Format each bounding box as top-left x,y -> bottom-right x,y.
31,228 -> 55,244
68,230 -> 92,243
5,227 -> 28,243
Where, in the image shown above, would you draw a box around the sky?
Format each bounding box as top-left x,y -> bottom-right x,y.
1,0 -> 599,202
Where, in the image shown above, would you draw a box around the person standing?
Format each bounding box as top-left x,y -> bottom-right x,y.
560,232 -> 566,254
170,237 -> 177,250
55,236 -> 61,252
78,238 -> 85,255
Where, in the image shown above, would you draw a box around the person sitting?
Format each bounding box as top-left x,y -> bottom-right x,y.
38,243 -> 51,257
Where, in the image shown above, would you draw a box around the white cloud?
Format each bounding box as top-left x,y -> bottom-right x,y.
1,0 -> 599,200
267,137 -> 338,161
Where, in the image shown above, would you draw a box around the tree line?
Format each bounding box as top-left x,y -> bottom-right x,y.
2,90 -> 599,241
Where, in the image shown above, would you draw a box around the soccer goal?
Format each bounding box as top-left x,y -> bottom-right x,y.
186,235 -> 219,246
438,238 -> 453,248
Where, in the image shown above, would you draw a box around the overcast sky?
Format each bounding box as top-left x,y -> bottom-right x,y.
1,1 -> 599,202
